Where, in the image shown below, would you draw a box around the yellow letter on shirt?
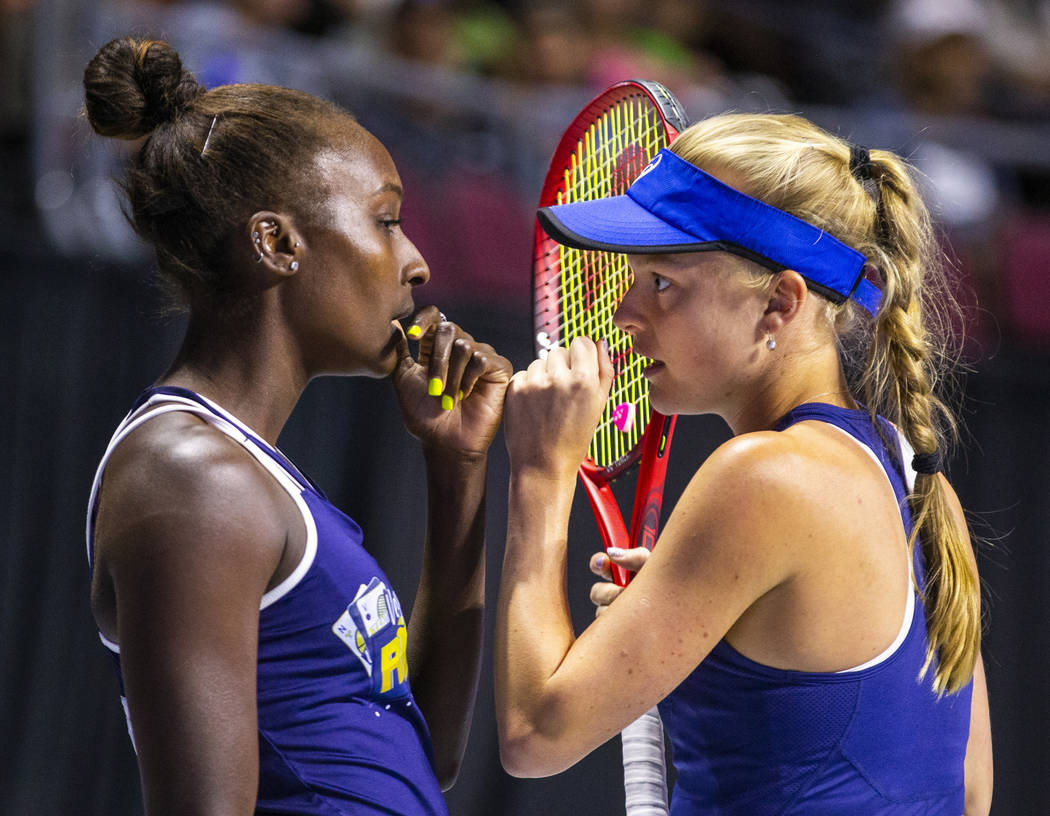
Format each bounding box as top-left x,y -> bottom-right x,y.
379,624 -> 408,693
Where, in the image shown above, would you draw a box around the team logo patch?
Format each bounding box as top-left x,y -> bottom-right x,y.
332,578 -> 409,696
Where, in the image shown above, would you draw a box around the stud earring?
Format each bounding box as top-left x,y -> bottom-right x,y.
290,261 -> 299,271
766,333 -> 776,351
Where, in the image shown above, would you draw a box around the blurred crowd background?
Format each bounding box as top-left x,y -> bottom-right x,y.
2,0 -> 1049,814
5,0 -> 1050,347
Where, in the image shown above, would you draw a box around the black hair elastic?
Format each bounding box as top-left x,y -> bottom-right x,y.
912,451 -> 943,475
849,144 -> 873,181
848,142 -> 883,235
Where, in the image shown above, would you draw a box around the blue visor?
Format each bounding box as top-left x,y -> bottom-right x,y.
538,149 -> 881,316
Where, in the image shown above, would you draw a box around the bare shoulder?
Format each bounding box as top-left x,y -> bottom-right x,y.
658,431 -> 819,582
666,422 -> 917,671
92,411 -> 292,636
703,420 -> 895,496
667,424 -> 885,564
98,410 -> 291,542
686,429 -> 823,509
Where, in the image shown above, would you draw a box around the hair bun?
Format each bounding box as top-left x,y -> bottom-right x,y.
83,37 -> 204,139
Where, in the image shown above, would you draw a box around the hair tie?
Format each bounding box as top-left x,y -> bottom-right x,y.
911,451 -> 942,475
849,144 -> 874,181
849,144 -> 872,179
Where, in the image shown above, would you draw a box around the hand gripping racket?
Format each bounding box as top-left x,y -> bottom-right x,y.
532,79 -> 688,816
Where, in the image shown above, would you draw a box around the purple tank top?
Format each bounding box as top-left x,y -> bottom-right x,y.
87,386 -> 448,815
658,403 -> 972,815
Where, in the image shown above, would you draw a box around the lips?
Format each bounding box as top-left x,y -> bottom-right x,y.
642,357 -> 665,377
387,306 -> 414,346
631,343 -> 661,369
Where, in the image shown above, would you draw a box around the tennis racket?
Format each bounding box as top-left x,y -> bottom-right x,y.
532,79 -> 688,816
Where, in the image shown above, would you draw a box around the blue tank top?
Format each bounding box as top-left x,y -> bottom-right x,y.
86,387 -> 448,815
657,403 -> 972,815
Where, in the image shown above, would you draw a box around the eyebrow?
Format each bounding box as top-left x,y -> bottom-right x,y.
373,182 -> 403,198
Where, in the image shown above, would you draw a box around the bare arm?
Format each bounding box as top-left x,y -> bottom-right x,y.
496,449 -> 797,776
393,311 -> 512,788
495,339 -> 796,777
406,448 -> 487,789
93,419 -> 290,815
964,652 -> 993,815
937,475 -> 993,815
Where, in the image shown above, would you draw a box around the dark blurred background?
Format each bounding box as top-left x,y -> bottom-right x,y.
2,0 -> 1049,813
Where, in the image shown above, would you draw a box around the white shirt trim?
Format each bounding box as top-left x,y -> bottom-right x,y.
98,631 -> 120,653
87,394 -> 319,655
820,423 -> 919,674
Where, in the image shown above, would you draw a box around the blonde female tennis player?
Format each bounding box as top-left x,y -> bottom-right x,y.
496,113 -> 992,815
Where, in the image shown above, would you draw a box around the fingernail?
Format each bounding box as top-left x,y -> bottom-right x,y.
606,547 -> 626,558
594,555 -> 606,570
406,325 -> 422,339
458,390 -> 464,401
599,338 -> 609,353
441,394 -> 454,411
428,377 -> 443,396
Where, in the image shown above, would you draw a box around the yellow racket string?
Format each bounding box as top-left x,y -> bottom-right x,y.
543,92 -> 668,468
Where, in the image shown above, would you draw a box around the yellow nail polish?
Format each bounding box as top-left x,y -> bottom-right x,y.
428,378 -> 443,396
458,390 -> 464,401
406,325 -> 422,339
441,394 -> 454,411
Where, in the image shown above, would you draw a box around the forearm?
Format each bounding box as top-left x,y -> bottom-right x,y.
407,448 -> 488,788
964,653 -> 993,815
494,468 -> 579,775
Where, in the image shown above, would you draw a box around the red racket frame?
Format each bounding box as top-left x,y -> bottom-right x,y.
533,80 -> 688,586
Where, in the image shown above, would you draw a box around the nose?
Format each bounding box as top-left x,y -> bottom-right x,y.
402,239 -> 430,287
612,279 -> 640,335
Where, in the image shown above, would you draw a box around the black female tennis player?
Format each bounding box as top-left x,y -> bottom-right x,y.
83,36 -> 511,815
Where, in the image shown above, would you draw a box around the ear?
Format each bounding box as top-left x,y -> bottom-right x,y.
246,211 -> 304,278
760,269 -> 807,336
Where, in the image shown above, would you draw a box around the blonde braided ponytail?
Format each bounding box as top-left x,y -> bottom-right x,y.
861,153 -> 979,695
